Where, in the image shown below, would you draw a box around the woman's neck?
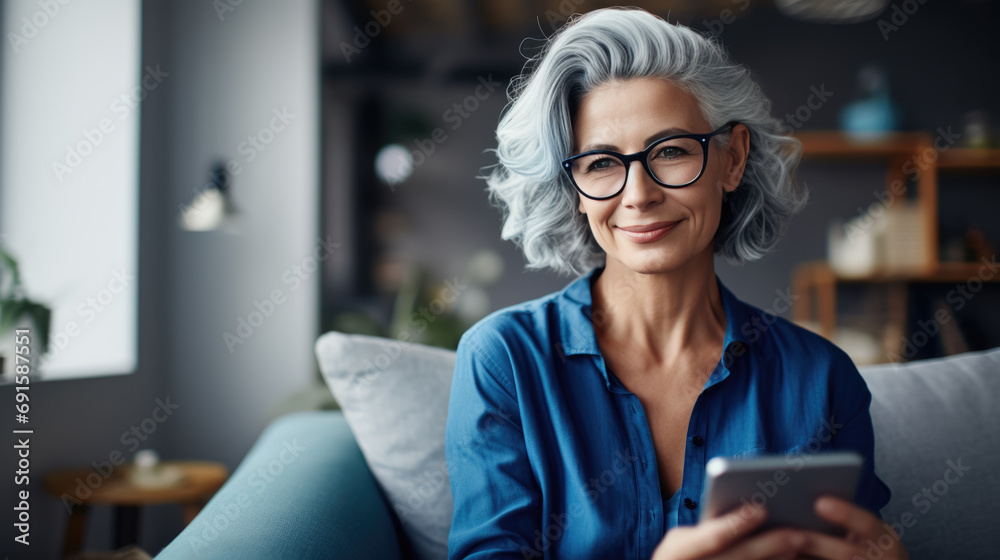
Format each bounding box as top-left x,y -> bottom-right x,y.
591,252 -> 727,368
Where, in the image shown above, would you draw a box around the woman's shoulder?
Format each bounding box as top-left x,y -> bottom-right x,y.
460,288 -> 564,352
459,275 -> 589,362
736,296 -> 855,372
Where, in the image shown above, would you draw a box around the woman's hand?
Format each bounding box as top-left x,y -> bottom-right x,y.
651,503 -> 809,560
794,495 -> 909,560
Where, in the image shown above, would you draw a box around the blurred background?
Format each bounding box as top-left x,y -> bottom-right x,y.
0,0 -> 998,557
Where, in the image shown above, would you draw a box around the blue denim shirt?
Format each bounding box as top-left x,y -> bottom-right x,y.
445,266 -> 892,560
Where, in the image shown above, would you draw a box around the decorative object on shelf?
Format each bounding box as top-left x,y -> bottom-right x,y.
962,110 -> 994,149
828,216 -> 878,277
964,225 -> 996,262
827,200 -> 926,277
942,225 -> 998,263
0,246 -> 51,377
775,0 -> 889,23
793,130 -> 1000,362
881,201 -> 926,272
839,64 -> 900,141
128,449 -> 185,489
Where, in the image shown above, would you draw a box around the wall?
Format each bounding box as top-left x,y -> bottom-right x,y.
0,0 -> 321,557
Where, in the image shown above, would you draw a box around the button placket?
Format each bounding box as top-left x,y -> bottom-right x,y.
681,394 -> 710,524
626,393 -> 660,558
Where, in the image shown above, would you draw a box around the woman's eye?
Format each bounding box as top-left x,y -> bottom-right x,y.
654,146 -> 687,159
587,158 -> 617,172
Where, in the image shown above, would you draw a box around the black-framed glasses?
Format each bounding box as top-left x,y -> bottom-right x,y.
561,121 -> 741,200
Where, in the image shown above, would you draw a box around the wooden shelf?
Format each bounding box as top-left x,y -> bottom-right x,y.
938,148 -> 1000,171
793,132 -> 1000,170
795,260 -> 1000,284
793,131 -> 931,159
790,131 -> 998,363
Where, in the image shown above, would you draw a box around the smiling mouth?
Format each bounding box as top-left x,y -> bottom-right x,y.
615,220 -> 682,242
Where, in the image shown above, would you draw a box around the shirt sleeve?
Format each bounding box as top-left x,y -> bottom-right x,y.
826,348 -> 893,518
445,328 -> 543,559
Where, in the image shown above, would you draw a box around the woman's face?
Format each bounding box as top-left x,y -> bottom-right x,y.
572,77 -> 749,275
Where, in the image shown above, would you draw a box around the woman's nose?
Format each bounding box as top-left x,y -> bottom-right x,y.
620,160 -> 664,210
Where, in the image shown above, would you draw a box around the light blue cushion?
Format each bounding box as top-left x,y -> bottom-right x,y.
860,347 -> 1000,559
154,411 -> 403,560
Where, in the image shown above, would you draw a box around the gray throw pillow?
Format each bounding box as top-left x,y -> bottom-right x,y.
859,347 -> 1000,559
315,331 -> 456,560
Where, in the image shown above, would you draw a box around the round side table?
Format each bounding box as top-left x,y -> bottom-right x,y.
43,461 -> 228,558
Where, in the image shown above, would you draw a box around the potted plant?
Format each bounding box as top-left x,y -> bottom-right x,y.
0,247 -> 51,377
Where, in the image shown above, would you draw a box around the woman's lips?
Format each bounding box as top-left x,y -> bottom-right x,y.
615,221 -> 681,243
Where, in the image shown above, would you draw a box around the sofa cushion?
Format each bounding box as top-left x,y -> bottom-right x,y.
316,332 -> 455,560
155,411 -> 403,560
859,347 -> 1000,559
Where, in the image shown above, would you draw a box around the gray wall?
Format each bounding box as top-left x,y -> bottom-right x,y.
0,0 -> 320,557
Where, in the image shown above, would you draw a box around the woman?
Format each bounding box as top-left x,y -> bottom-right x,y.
445,7 -> 907,560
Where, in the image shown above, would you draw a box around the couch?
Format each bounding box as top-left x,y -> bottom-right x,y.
154,334 -> 1000,560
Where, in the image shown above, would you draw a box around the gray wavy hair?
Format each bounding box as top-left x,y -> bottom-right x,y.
482,7 -> 808,276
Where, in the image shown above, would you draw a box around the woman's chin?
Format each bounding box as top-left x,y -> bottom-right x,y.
611,252 -> 686,275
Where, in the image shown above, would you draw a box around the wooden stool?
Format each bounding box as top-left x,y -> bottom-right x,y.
43,461 -> 228,559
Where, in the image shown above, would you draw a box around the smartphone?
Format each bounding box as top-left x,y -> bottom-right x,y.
699,451 -> 862,537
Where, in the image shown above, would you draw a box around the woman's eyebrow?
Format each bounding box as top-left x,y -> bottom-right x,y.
644,127 -> 691,145
578,127 -> 694,153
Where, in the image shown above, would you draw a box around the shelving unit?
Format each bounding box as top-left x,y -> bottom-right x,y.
790,131 -> 1000,362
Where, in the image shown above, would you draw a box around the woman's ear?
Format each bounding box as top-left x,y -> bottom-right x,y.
723,124 -> 751,190
578,197 -> 587,214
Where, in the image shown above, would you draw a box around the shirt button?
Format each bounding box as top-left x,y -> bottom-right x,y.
692,436 -> 704,447
684,498 -> 698,510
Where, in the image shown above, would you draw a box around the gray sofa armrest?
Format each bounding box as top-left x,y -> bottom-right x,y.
861,347 -> 1000,559
155,410 -> 404,560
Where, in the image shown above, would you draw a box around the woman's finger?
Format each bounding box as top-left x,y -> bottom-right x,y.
794,529 -> 857,560
814,495 -> 883,538
713,528 -> 807,560
681,503 -> 770,557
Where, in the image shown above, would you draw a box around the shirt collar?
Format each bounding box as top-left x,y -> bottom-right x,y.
556,266 -> 756,390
